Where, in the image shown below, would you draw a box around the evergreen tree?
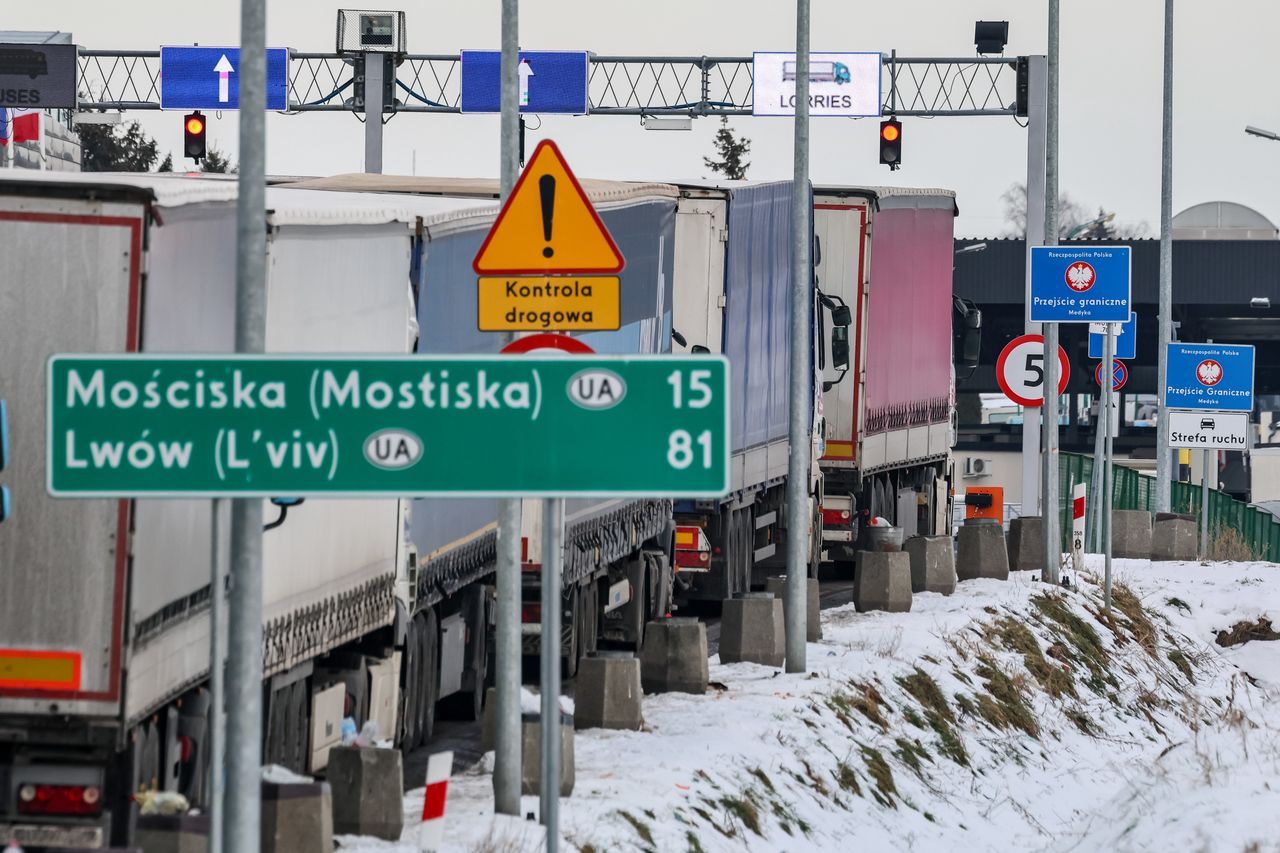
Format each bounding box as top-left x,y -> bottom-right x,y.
703,116 -> 750,180
201,145 -> 235,174
157,152 -> 173,172
79,121 -> 161,172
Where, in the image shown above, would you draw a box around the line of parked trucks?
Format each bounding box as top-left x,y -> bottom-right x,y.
0,167 -> 978,848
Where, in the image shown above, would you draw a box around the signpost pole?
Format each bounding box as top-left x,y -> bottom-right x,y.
224,0 -> 267,845
539,497 -> 563,851
1041,0 -> 1061,585
1022,56 -> 1047,518
492,0 -> 523,817
1103,326 -> 1115,615
1156,0 -> 1175,513
1200,450 -> 1210,557
1087,397 -> 1105,552
784,0 -> 811,674
208,499 -> 225,853
364,53 -> 384,174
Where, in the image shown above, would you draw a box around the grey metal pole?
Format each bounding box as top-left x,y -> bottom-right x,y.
1200,449 -> 1210,557
363,53 -> 384,174
492,0 -> 523,818
1103,327 -> 1115,614
1156,0 -> 1175,512
784,0 -> 811,674
208,499 -> 225,853
1088,395 -> 1105,552
224,0 -> 267,846
1041,0 -> 1061,585
1022,56 -> 1047,518
538,498 -> 563,850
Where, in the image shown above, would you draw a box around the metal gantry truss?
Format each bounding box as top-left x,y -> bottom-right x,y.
77,51 -> 1019,118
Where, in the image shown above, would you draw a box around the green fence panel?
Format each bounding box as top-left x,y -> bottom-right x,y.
1058,451 -> 1280,562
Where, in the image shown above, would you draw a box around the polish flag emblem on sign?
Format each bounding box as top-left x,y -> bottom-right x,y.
1196,359 -> 1223,386
1065,261 -> 1096,292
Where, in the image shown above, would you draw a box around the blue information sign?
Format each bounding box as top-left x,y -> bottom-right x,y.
1029,246 -> 1131,323
160,47 -> 290,111
460,50 -> 590,114
1164,343 -> 1255,412
1088,311 -> 1137,360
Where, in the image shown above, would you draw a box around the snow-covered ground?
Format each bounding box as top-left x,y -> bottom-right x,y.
340,558 -> 1280,853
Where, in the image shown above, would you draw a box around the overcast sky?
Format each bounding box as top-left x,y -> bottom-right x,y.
14,0 -> 1280,236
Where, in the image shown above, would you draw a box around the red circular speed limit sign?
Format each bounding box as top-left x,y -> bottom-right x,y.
996,334 -> 1071,407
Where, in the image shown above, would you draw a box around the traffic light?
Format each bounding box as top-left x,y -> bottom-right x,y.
879,116 -> 902,170
183,112 -> 206,162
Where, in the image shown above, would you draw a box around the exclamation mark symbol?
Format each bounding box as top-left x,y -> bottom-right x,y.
539,175 -> 556,258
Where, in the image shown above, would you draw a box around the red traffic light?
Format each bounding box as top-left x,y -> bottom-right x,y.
184,115 -> 205,135
881,123 -> 900,142
879,117 -> 902,169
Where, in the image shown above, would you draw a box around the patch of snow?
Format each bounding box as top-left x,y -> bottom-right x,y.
339,558 -> 1280,852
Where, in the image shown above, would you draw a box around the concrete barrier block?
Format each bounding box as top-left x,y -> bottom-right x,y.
521,712 -> 575,797
1006,516 -> 1044,571
574,652 -> 643,731
261,781 -> 332,853
133,814 -> 208,853
903,535 -> 956,595
327,745 -> 404,840
854,551 -> 913,612
718,593 -> 784,667
1152,517 -> 1198,561
1112,510 -> 1153,559
640,617 -> 708,694
956,519 -> 1010,581
766,575 -> 822,641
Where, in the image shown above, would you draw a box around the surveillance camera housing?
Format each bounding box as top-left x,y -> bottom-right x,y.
336,10 -> 406,55
975,21 -> 1009,55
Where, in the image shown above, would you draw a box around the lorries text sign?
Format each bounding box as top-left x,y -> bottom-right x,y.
752,52 -> 881,117
47,355 -> 729,498
0,44 -> 77,108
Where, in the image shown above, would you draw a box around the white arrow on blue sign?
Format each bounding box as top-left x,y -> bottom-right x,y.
1164,342 -> 1255,412
1029,245 -> 1131,324
1088,312 -> 1137,360
459,50 -> 590,114
160,46 -> 290,111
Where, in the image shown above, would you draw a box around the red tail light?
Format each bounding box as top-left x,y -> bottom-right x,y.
521,603 -> 541,623
17,783 -> 103,816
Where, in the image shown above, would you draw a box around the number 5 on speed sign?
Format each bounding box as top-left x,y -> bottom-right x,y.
996,334 -> 1071,407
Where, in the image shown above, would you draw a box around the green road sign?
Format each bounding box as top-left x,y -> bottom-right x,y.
47,354 -> 730,498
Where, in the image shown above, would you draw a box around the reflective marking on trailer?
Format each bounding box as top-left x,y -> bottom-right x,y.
0,649 -> 82,690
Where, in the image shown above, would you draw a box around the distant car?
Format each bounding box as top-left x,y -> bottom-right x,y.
1201,418 -> 1216,430
0,48 -> 48,80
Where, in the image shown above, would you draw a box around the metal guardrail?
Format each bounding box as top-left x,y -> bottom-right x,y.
75,51 -> 1019,118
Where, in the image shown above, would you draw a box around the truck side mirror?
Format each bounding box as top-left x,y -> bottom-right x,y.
0,485 -> 9,524
813,233 -> 822,267
265,497 -> 305,532
691,345 -> 711,354
671,329 -> 688,348
831,327 -> 850,369
831,305 -> 852,328
0,399 -> 8,472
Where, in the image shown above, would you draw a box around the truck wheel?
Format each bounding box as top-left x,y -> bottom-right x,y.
400,617 -> 421,748
563,585 -> 581,679
580,583 -> 599,657
419,608 -> 440,743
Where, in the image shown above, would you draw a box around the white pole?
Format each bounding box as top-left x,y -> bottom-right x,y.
1103,326 -> 1115,614
1021,57 -> 1047,518
538,498 -> 564,851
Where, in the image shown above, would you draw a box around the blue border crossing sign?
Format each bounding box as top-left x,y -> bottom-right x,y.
1088,312 -> 1137,360
160,47 -> 290,111
1029,246 -> 1131,323
1164,343 -> 1255,412
459,51 -> 590,114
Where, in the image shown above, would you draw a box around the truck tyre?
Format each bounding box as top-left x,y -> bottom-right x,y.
401,617 -> 421,748
563,585 -> 581,679
580,582 -> 599,658
419,607 -> 439,743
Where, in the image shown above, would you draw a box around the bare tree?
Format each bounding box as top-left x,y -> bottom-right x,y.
1000,183 -> 1150,239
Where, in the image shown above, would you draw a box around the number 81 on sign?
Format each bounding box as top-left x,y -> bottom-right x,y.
996,334 -> 1071,408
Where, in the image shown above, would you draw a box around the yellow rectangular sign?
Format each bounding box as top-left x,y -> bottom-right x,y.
477,276 -> 621,332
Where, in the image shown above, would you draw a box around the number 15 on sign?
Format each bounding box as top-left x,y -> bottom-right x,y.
996,334 -> 1071,408
666,369 -> 716,469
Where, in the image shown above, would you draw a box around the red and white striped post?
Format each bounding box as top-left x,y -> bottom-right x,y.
1071,482 -> 1086,572
418,750 -> 454,853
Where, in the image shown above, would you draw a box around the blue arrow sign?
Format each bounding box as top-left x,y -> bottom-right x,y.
1164,343 -> 1255,412
160,47 -> 290,111
1029,246 -> 1131,323
459,50 -> 590,114
1089,311 -> 1137,360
